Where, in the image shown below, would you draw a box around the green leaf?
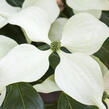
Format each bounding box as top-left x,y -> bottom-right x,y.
49,52 -> 60,69
94,38 -> 109,69
0,24 -> 27,44
100,11 -> 109,27
59,0 -> 74,18
2,82 -> 44,109
31,42 -> 50,51
6,0 -> 24,7
58,93 -> 98,109
60,46 -> 71,54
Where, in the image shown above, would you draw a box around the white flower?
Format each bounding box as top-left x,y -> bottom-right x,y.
0,0 -> 59,42
0,13 -> 109,108
66,0 -> 109,19
34,56 -> 109,94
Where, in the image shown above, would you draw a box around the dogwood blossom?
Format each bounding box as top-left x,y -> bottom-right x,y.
66,0 -> 109,19
34,56 -> 109,92
34,13 -> 109,109
0,13 -> 109,109
34,56 -> 109,108
0,0 -> 59,42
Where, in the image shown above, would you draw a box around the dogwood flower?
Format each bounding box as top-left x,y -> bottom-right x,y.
0,0 -> 59,42
66,0 -> 109,19
0,13 -> 109,109
34,56 -> 109,106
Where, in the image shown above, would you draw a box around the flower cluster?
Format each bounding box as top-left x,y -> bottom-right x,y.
0,0 -> 109,109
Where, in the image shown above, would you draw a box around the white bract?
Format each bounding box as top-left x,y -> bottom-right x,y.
0,36 -> 18,105
73,10 -> 102,19
34,57 -> 109,94
0,13 -> 109,108
0,0 -> 59,42
0,35 -> 51,105
66,0 -> 109,19
94,57 -> 109,109
34,75 -> 61,93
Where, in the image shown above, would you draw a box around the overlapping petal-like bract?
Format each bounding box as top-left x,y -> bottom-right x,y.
0,44 -> 50,87
0,0 -> 20,17
0,36 -> 51,105
93,56 -> 109,76
61,13 -> 109,55
94,56 -> 109,96
8,7 -> 51,43
24,0 -> 60,23
48,13 -> 109,108
55,52 -> 105,109
73,10 -> 102,19
0,36 -> 17,104
8,0 -> 59,43
0,0 -> 20,28
49,18 -> 68,42
0,9 -> 109,109
66,0 -> 109,19
0,36 -> 17,60
0,0 -> 60,42
66,0 -> 109,10
34,75 -> 60,93
49,13 -> 109,55
95,58 -> 109,109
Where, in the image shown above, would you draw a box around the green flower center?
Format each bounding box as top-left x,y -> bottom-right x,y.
50,41 -> 61,52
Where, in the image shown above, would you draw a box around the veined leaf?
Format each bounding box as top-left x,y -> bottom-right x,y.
2,82 -> 44,109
